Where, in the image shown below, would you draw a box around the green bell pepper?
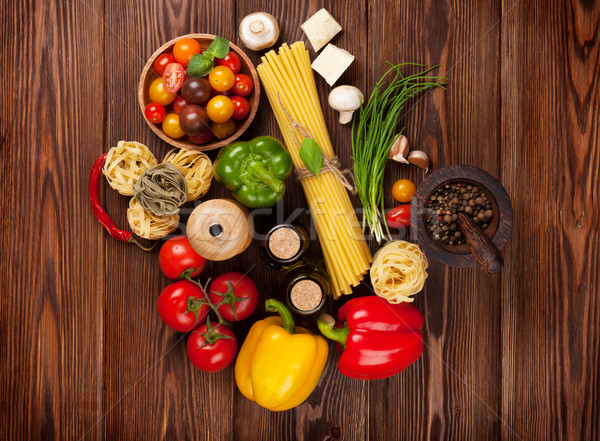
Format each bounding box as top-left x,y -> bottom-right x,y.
213,136 -> 293,208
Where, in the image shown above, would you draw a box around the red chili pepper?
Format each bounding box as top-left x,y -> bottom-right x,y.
89,154 -> 154,251
317,296 -> 424,380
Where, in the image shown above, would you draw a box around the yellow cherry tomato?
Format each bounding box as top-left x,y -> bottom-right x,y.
392,179 -> 416,203
206,96 -> 234,123
208,66 -> 235,92
162,113 -> 185,139
148,78 -> 176,106
211,119 -> 236,139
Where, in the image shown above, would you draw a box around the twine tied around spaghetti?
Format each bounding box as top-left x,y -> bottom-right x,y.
277,93 -> 356,194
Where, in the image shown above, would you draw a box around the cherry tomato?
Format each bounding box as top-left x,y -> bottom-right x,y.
182,77 -> 212,104
144,102 -> 166,124
386,204 -> 411,229
188,127 -> 213,145
162,113 -> 185,138
187,321 -> 237,372
163,62 -> 185,93
148,78 -> 176,106
208,272 -> 258,322
216,51 -> 241,74
230,95 -> 250,120
211,120 -> 236,139
159,235 -> 206,279
208,66 -> 235,92
158,280 -> 209,333
172,94 -> 188,115
154,53 -> 176,76
180,105 -> 210,136
206,96 -> 234,123
232,74 -> 254,97
173,38 -> 201,66
392,179 -> 416,203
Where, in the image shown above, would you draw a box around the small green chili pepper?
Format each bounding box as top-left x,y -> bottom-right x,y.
213,136 -> 293,208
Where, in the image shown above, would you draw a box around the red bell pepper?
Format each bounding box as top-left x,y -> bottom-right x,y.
317,296 -> 424,380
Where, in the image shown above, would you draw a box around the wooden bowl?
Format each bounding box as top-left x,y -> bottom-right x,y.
410,165 -> 513,268
138,34 -> 260,152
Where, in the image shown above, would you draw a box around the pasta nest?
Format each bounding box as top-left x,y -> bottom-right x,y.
163,149 -> 213,201
132,163 -> 188,216
370,241 -> 429,303
126,198 -> 179,240
103,141 -> 158,196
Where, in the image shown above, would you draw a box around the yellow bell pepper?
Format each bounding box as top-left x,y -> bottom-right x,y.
235,299 -> 329,411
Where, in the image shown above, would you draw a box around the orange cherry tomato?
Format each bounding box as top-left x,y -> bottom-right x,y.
208,66 -> 235,92
162,113 -> 185,139
206,96 -> 234,123
148,78 -> 176,106
211,120 -> 236,139
392,179 -> 416,203
173,38 -> 201,66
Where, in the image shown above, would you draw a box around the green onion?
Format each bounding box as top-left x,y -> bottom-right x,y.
352,63 -> 446,243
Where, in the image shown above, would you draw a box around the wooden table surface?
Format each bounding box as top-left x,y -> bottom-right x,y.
2,0 -> 599,440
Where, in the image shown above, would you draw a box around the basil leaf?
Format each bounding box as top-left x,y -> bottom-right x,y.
187,53 -> 213,77
206,36 -> 230,59
299,138 -> 324,177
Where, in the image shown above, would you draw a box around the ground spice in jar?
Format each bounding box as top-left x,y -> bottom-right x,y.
290,279 -> 323,311
425,182 -> 494,245
268,227 -> 301,260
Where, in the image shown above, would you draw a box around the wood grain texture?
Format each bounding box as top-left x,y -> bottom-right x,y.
1,0 -> 600,440
500,0 -> 600,440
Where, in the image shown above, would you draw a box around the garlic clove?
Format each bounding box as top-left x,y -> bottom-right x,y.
407,150 -> 430,173
388,134 -> 409,163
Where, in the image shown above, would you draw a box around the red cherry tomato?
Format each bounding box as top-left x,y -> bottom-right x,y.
154,53 -> 176,76
187,321 -> 238,372
144,102 -> 166,124
216,51 -> 241,74
159,235 -> 206,279
209,272 -> 258,322
172,94 -> 188,115
163,62 -> 185,94
157,280 -> 210,333
386,204 -> 411,229
230,95 -> 250,120
188,128 -> 213,145
232,74 -> 254,96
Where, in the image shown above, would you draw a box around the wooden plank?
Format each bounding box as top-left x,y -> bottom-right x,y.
500,1 -> 600,440
0,0 -> 106,440
367,1 -> 503,440
102,1 -> 236,440
232,1 -> 369,440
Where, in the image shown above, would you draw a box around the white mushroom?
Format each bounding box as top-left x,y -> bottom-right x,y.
328,85 -> 364,124
239,13 -> 280,51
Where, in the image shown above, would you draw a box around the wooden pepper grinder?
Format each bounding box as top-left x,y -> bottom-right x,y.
187,199 -> 253,261
457,212 -> 504,273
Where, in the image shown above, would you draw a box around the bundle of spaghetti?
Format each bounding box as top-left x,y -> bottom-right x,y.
257,42 -> 372,297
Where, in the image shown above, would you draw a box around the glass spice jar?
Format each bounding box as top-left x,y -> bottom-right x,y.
260,224 -> 310,269
283,263 -> 330,316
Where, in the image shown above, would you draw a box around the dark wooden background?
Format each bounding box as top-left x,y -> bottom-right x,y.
2,0 -> 599,440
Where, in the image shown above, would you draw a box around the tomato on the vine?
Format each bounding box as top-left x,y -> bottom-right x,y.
209,272 -> 258,322
216,51 -> 241,74
159,235 -> 206,279
187,321 -> 238,372
392,179 -> 416,203
163,62 -> 185,93
154,53 -> 176,76
173,38 -> 201,66
157,280 -> 210,333
162,113 -> 185,138
232,74 -> 253,96
230,95 -> 250,120
386,204 -> 411,229
206,96 -> 234,123
149,78 -> 176,106
144,102 -> 166,124
208,66 -> 235,92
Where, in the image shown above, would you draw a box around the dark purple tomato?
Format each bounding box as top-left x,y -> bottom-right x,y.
179,104 -> 210,136
181,77 -> 212,104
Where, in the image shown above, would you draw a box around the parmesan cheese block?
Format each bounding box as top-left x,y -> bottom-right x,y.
311,44 -> 355,86
300,8 -> 342,52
